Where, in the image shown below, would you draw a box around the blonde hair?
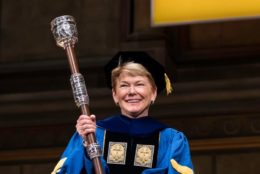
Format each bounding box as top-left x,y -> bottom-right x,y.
111,62 -> 157,91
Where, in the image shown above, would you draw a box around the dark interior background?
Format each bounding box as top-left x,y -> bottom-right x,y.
0,0 -> 259,173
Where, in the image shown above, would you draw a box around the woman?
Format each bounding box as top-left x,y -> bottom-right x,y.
52,51 -> 194,174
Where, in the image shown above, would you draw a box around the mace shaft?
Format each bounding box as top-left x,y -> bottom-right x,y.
65,45 -> 104,174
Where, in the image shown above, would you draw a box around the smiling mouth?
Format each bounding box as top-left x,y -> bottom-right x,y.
126,99 -> 141,103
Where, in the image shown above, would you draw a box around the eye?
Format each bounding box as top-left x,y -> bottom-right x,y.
119,84 -> 128,88
137,83 -> 145,86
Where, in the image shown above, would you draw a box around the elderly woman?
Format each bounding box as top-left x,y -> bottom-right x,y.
52,51 -> 194,174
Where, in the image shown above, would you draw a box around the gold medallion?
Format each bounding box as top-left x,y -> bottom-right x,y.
134,144 -> 154,168
107,142 -> 127,165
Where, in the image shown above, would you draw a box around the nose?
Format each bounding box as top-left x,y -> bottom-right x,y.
128,86 -> 136,94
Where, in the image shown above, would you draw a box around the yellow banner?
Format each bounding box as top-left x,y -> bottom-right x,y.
151,0 -> 260,26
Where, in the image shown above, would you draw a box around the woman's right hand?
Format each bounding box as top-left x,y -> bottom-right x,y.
76,114 -> 96,140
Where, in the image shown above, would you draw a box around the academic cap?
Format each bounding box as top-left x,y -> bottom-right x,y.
104,51 -> 173,94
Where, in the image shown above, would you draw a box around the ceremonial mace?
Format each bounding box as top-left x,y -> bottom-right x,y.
51,15 -> 104,174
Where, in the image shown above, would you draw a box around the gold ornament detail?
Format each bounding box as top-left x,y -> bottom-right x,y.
107,142 -> 127,165
134,144 -> 154,168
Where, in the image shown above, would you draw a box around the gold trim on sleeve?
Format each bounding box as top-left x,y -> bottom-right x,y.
171,159 -> 194,174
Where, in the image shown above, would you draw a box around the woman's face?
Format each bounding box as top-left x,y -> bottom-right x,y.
112,71 -> 157,118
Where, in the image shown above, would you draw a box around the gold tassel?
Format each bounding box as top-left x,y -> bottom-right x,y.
164,73 -> 173,95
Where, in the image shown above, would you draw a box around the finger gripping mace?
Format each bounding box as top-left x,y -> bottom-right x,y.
51,15 -> 104,174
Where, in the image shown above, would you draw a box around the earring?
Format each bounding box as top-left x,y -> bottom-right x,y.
151,100 -> 154,105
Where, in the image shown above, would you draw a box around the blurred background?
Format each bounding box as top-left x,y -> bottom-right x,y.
0,0 -> 259,173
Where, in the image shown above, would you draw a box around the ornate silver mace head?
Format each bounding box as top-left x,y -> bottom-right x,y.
51,15 -> 78,49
